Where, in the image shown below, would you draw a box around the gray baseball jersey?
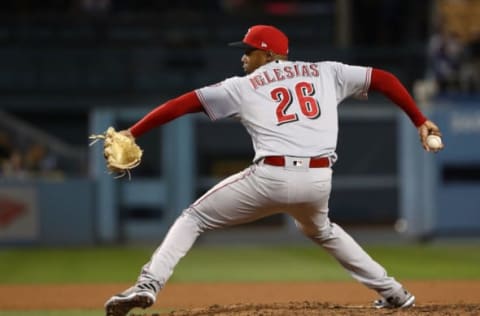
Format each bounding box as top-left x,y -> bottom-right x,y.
196,60 -> 370,162
137,60 -> 407,302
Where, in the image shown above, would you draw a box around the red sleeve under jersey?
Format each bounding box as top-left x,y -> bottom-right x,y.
129,91 -> 204,138
130,69 -> 425,137
369,68 -> 427,127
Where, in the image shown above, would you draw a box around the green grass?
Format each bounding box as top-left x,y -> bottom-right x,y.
0,244 -> 479,316
0,247 -> 152,283
173,244 -> 480,281
0,244 -> 479,284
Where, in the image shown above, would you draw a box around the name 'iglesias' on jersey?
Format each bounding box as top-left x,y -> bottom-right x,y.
249,63 -> 320,89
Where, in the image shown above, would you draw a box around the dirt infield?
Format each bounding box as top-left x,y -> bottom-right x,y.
0,281 -> 479,315
165,302 -> 480,316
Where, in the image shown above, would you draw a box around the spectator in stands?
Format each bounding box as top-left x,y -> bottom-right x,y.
459,30 -> 480,93
428,26 -> 466,94
0,130 -> 23,178
1,149 -> 25,179
0,137 -> 60,179
23,143 -> 59,177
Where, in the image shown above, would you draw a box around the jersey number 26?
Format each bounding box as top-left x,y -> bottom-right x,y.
270,81 -> 320,125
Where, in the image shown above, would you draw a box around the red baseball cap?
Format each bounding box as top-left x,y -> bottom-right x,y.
229,25 -> 289,55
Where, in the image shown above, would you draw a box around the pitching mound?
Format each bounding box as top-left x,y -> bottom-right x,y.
1,281 -> 479,315
133,302 -> 480,316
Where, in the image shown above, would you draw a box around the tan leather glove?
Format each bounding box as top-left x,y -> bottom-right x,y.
89,127 -> 142,178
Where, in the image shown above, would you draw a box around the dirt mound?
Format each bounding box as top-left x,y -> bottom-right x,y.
132,302 -> 480,316
1,281 -> 479,315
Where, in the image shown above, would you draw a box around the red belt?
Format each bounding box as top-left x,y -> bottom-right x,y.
263,156 -> 330,168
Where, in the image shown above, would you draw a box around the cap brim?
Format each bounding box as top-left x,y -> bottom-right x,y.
228,41 -> 253,49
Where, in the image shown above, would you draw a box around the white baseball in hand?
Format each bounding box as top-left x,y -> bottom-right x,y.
426,134 -> 442,150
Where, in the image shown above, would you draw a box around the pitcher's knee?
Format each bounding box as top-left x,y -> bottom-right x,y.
177,208 -> 207,232
297,221 -> 334,242
182,207 -> 218,231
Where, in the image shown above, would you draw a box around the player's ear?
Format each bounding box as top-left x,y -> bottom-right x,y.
266,50 -> 274,61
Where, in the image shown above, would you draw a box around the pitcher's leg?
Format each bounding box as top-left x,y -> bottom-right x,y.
295,215 -> 404,299
138,209 -> 205,286
318,221 -> 402,297
105,209 -> 206,316
105,201 -> 267,316
140,165 -> 276,285
106,165 -> 283,316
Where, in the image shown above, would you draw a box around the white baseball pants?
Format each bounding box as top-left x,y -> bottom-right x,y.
139,159 -> 404,299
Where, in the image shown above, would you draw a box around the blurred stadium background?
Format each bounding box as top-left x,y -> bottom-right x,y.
0,0 -> 479,247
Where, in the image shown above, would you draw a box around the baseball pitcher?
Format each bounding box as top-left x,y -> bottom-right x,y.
104,25 -> 444,316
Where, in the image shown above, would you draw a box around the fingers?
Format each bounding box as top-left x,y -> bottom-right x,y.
425,120 -> 442,137
418,120 -> 444,152
418,125 -> 430,151
432,142 -> 445,152
418,122 -> 430,151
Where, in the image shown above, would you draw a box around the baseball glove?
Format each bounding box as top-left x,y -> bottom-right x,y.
89,127 -> 143,179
